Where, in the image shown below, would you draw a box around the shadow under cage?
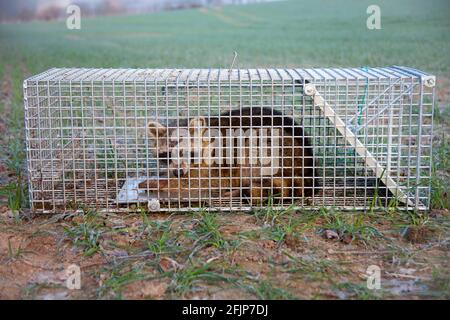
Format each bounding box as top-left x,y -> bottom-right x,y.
23,67 -> 435,213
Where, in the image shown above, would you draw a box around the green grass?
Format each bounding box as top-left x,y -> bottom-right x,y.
168,262 -> 232,295
1,0 -> 449,72
430,268 -> 450,298
188,209 -> 227,249
318,208 -> 383,244
145,219 -> 182,256
243,280 -> 296,300
63,208 -> 104,256
0,133 -> 27,215
430,133 -> 449,209
0,182 -> 25,217
283,250 -> 344,281
6,238 -> 29,262
333,282 -> 384,299
97,260 -> 160,299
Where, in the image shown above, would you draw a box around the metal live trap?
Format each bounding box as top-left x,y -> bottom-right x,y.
23,67 -> 435,213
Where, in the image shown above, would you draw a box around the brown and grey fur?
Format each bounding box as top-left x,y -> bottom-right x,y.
140,107 -> 316,204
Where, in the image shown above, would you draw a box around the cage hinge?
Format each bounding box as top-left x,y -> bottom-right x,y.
391,66 -> 436,88
422,75 -> 436,88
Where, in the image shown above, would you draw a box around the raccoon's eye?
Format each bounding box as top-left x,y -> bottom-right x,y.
159,152 -> 169,164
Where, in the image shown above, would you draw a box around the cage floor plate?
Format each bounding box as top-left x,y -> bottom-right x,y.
117,176 -> 157,204
117,176 -> 220,205
116,176 -> 421,209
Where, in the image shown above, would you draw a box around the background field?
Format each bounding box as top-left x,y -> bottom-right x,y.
1,0 -> 450,71
0,0 -> 448,300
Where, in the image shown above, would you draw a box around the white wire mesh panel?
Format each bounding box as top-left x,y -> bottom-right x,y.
23,67 -> 435,213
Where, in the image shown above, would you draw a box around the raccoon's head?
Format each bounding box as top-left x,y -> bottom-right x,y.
147,117 -> 209,177
147,121 -> 177,166
166,116 -> 210,178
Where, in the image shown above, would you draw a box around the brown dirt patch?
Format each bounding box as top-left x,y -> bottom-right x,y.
0,209 -> 448,300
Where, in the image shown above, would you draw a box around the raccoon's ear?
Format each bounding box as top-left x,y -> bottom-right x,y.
147,121 -> 167,137
189,117 -> 206,136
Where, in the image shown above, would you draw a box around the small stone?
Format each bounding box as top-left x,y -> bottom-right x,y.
342,234 -> 354,244
323,229 -> 339,240
159,256 -> 181,272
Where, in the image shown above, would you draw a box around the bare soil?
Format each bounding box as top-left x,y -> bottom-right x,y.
0,206 -> 448,300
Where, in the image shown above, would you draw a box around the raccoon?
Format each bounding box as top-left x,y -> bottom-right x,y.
140,107 -> 316,204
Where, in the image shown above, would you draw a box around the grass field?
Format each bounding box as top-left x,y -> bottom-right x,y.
1,0 -> 450,71
0,0 -> 449,300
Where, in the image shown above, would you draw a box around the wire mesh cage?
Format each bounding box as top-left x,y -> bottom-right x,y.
24,67 -> 435,213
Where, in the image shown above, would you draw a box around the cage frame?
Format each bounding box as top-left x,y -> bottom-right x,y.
23,66 -> 435,213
